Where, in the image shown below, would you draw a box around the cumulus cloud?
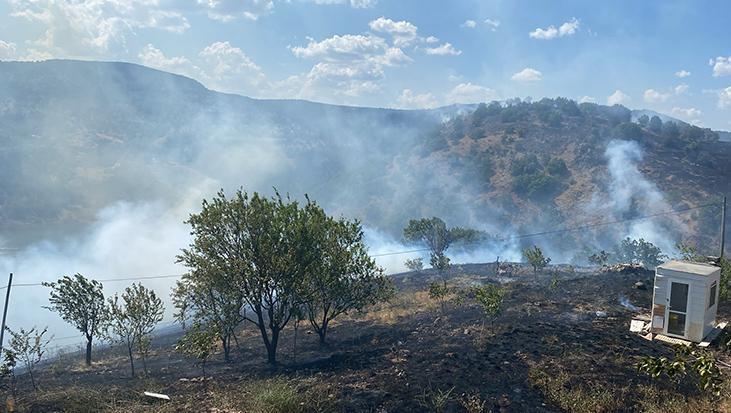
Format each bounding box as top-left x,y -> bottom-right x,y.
579,95 -> 596,103
510,67 -> 542,82
643,88 -> 670,103
717,87 -> 731,109
607,89 -> 630,105
0,40 -> 18,60
291,34 -> 388,58
7,0 -> 190,57
308,0 -> 377,7
423,43 -> 462,56
461,20 -> 476,29
445,82 -> 499,104
674,69 -> 691,78
529,18 -> 580,40
484,18 -> 500,31
670,107 -> 702,120
395,89 -> 438,109
674,84 -> 689,95
709,56 -> 731,77
368,16 -> 419,46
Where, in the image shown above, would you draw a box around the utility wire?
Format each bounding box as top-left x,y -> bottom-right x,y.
0,274 -> 185,290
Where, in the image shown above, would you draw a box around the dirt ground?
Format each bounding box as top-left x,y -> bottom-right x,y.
6,263 -> 731,412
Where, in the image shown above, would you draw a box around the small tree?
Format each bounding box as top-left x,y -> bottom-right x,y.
638,345 -> 723,396
5,327 -> 51,390
404,258 -> 424,272
42,274 -> 107,366
107,283 -> 164,378
523,245 -> 551,274
302,213 -> 394,345
403,217 -> 476,279
613,237 -> 667,268
588,250 -> 610,267
175,323 -> 217,375
472,284 -> 505,326
675,242 -> 705,262
0,349 -> 16,395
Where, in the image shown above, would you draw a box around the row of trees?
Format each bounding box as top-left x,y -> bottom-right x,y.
40,191 -> 393,370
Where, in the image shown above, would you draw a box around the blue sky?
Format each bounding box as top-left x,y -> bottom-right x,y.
1,0 -> 730,129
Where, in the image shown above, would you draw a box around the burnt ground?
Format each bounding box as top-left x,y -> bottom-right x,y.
7,263 -> 731,412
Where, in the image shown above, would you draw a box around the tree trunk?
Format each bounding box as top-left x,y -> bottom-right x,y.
27,366 -> 36,391
85,338 -> 92,366
266,328 -> 279,365
127,345 -> 136,378
292,320 -> 299,363
318,319 -> 329,345
222,336 -> 231,362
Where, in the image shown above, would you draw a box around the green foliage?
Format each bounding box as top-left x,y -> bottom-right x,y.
404,258 -> 424,272
649,115 -> 663,133
472,284 -> 505,320
638,346 -> 723,396
612,237 -> 667,268
472,103 -> 489,126
5,326 -> 51,390
545,158 -> 569,176
614,122 -> 643,139
42,274 -> 106,366
675,242 -> 705,262
588,250 -> 610,266
403,217 -> 478,272
523,245 -> 551,273
106,283 -> 164,377
510,155 -> 567,199
638,114 -> 649,127
175,323 -> 217,375
301,211 -> 394,344
428,281 -> 451,312
719,257 -> 731,300
417,386 -> 454,413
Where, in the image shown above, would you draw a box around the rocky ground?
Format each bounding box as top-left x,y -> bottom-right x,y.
5,263 -> 731,412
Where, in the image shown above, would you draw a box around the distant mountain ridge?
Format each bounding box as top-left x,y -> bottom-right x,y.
0,60 -> 729,257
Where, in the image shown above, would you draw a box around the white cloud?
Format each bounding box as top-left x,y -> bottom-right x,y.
425,36 -> 439,43
579,95 -> 596,103
671,107 -> 701,120
290,34 -> 387,59
396,89 -> 438,109
368,16 -> 418,46
138,44 -> 199,77
195,0 -> 274,21
674,84 -> 689,95
8,0 -> 190,57
511,67 -> 542,82
461,20 -> 476,29
674,69 -> 691,78
0,40 -> 17,60
607,90 -> 630,105
484,18 -> 500,31
445,82 -> 499,104
529,18 -> 579,40
709,56 -> 731,77
309,0 -> 377,7
718,87 -> 731,109
423,43 -> 461,56
199,41 -> 265,86
643,88 -> 670,103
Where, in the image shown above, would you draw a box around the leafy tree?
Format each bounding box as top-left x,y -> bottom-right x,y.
42,274 -> 106,366
719,257 -> 731,300
5,326 -> 51,390
428,281 -> 451,313
472,103 -> 489,126
404,258 -> 424,272
638,345 -> 723,396
177,190 -> 315,365
175,323 -> 217,375
612,237 -> 667,268
472,284 -> 505,325
588,250 -> 610,266
0,349 -> 16,395
302,212 -> 393,344
403,217 -> 476,279
675,242 -> 705,262
522,245 -> 551,274
107,283 -> 164,377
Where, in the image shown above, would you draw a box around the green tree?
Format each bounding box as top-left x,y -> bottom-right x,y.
404,258 -> 424,272
403,217 -> 476,284
302,213 -> 393,345
675,242 -> 705,262
588,250 -> 610,266
107,283 -> 164,377
649,115 -> 663,133
175,323 -> 217,375
42,274 -> 106,366
177,190 -> 314,365
637,114 -> 649,127
5,326 -> 51,390
523,245 -> 551,274
613,237 -> 667,268
472,284 -> 505,326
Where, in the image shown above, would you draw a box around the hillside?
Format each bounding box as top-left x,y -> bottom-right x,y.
0,60 -> 729,259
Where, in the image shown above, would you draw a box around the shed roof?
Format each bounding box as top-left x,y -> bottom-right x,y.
657,260 -> 720,276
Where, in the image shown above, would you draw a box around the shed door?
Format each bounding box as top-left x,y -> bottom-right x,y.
666,281 -> 689,337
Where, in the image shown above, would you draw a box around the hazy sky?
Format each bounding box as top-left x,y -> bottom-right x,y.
1,0 -> 730,129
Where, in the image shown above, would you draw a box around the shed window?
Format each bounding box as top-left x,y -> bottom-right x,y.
709,282 -> 717,308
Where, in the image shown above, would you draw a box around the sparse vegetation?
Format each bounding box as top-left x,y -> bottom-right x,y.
588,250 -> 610,266
523,245 -> 551,274
612,237 -> 667,268
637,345 -> 724,396
404,257 -> 424,271
5,326 -> 51,390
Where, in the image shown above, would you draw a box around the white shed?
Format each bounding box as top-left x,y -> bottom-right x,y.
650,260 -> 721,342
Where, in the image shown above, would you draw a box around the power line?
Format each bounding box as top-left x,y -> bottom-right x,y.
0,274 -> 185,290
